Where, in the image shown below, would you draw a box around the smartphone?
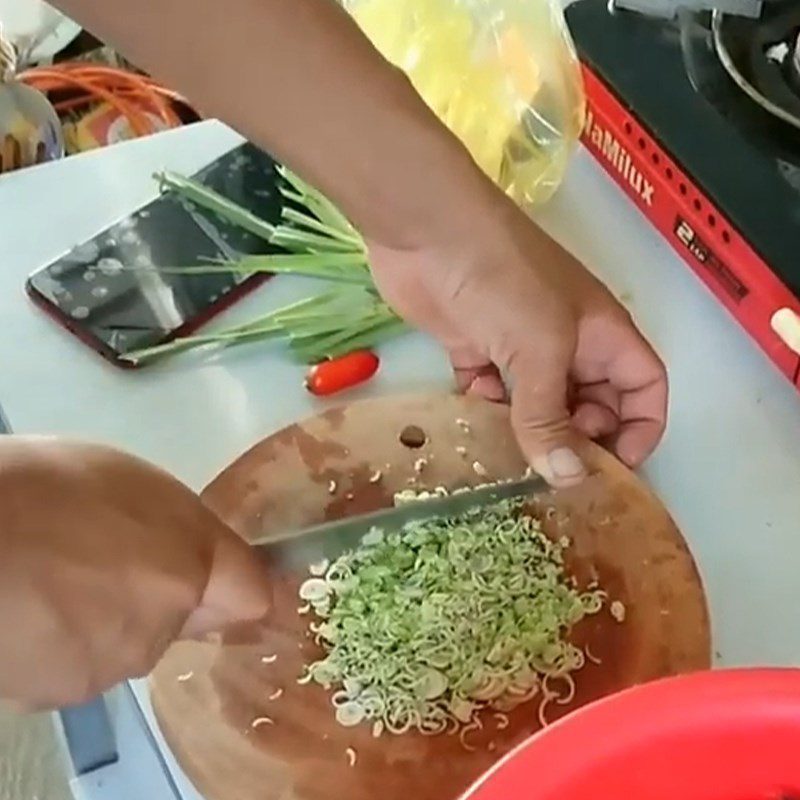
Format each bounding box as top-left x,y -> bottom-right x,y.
26,143 -> 282,368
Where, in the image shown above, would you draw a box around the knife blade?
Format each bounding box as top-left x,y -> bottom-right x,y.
252,473 -> 548,570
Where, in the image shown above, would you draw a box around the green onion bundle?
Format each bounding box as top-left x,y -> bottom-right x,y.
298,492 -> 606,745
125,167 -> 406,364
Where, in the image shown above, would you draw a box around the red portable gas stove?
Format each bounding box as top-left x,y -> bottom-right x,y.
565,0 -> 800,391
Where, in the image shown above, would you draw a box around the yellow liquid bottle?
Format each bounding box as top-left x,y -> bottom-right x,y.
345,0 -> 585,206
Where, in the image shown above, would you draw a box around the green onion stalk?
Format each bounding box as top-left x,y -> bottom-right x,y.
124,166 -> 407,365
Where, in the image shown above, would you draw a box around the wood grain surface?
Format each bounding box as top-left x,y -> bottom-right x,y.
151,394 -> 710,800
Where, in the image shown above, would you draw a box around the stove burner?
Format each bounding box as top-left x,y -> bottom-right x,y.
712,1 -> 800,130
790,30 -> 800,92
676,4 -> 800,185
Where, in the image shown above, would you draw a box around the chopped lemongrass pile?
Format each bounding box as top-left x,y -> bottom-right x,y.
123,167 -> 407,365
297,490 -> 607,743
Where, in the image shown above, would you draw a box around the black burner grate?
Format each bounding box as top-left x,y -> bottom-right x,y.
713,0 -> 800,129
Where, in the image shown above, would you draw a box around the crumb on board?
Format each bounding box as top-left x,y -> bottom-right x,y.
472,460 -> 489,478
459,719 -> 482,752
493,713 -> 509,730
251,716 -> 274,729
268,688 -> 284,701
610,600 -> 626,623
176,671 -> 194,682
345,747 -> 357,767
297,603 -> 311,614
345,492 -> 354,501
328,480 -> 337,495
456,418 -> 471,434
369,469 -> 382,483
309,558 -> 329,576
455,446 -> 468,458
413,457 -> 428,474
585,643 -> 602,665
394,488 -> 418,504
261,654 -> 278,664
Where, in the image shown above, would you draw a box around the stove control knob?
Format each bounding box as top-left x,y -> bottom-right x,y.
770,307 -> 800,356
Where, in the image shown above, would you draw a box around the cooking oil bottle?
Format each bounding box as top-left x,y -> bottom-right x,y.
344,0 -> 585,206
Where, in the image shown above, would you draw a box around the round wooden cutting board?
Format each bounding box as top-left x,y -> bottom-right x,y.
150,394 -> 710,800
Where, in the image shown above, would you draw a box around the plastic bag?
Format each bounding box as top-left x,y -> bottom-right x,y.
0,23 -> 64,173
344,0 -> 585,206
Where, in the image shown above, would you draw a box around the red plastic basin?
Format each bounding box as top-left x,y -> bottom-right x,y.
462,669 -> 800,800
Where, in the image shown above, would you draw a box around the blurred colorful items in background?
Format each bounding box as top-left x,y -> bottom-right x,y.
0,20 -> 63,173
0,12 -> 198,173
19,62 -> 197,153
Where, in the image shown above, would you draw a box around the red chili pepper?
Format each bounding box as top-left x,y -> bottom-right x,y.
305,350 -> 380,396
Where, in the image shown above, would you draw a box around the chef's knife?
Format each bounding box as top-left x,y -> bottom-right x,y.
253,474 -> 548,570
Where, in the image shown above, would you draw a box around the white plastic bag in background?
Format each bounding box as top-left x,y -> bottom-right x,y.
0,0 -> 81,65
344,0 -> 585,206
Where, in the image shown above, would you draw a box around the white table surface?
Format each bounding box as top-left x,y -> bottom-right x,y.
1,119 -> 799,794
